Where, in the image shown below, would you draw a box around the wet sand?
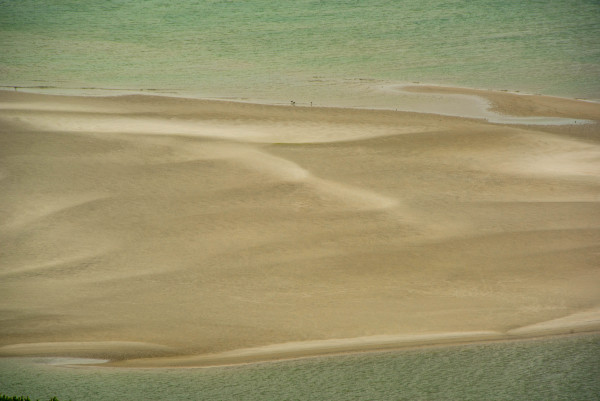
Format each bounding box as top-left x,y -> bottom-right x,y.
0,88 -> 599,367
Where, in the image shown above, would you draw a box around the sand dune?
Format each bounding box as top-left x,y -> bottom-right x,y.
0,89 -> 599,366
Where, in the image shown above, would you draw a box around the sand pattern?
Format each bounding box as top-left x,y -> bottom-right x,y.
0,90 -> 599,367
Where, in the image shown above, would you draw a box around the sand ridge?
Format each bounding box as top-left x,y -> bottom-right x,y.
105,308 -> 600,367
0,89 -> 599,367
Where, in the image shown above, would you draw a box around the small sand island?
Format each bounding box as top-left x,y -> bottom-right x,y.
0,88 -> 599,368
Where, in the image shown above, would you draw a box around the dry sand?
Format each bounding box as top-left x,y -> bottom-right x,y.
0,89 -> 599,367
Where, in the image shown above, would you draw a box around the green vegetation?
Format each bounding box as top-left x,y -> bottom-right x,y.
0,396 -> 62,401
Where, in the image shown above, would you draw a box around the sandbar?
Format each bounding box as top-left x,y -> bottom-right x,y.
1,88 -> 599,367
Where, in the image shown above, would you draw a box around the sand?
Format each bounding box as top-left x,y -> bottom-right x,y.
0,88 -> 599,367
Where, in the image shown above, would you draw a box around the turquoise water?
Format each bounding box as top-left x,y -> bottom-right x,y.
1,335 -> 599,401
1,0 -> 599,107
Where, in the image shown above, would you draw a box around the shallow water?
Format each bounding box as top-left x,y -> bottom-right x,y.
1,334 -> 599,401
1,0 -> 599,107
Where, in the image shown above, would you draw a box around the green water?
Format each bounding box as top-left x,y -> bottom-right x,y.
1,335 -> 599,400
1,0 -> 599,106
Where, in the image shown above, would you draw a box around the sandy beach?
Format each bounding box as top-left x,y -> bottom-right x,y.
1,88 -> 599,368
